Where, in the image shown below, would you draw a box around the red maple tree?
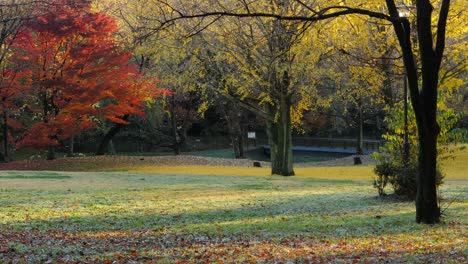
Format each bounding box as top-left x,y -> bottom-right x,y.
0,67 -> 31,161
11,0 -> 164,159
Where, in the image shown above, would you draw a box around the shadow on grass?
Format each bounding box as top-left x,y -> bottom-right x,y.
2,190 -> 423,238
1,180 -> 466,262
1,207 -> 465,263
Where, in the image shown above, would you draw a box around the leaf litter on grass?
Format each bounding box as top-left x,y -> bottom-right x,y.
0,169 -> 466,263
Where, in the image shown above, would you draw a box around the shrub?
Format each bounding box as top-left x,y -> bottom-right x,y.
374,160 -> 444,199
374,101 -> 459,199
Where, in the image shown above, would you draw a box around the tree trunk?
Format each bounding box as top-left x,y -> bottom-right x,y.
356,104 -> 364,155
108,140 -> 116,155
231,131 -> 245,159
172,139 -> 182,155
67,135 -> 75,157
385,0 -> 450,224
414,60 -> 441,224
409,69 -> 441,224
96,118 -> 128,155
416,124 -> 440,223
170,107 -> 181,155
231,122 -> 245,159
47,146 -> 56,160
267,97 -> 294,176
238,130 -> 245,158
232,137 -> 240,158
222,106 -> 246,159
1,109 -> 8,162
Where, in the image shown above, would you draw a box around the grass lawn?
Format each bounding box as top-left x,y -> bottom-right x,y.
0,149 -> 466,262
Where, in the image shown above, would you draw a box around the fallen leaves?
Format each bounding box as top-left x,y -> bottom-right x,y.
0,226 -> 466,263
0,163 -> 466,263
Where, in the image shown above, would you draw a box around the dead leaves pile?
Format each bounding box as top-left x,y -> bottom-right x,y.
1,228 -> 466,263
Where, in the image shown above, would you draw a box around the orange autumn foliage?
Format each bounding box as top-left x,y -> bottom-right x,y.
11,0 -> 166,148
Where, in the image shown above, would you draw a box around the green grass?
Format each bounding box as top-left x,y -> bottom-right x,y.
0,146 -> 466,262
0,169 -> 466,262
0,172 -> 71,179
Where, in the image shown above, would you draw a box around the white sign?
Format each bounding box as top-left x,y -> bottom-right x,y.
247,132 -> 256,139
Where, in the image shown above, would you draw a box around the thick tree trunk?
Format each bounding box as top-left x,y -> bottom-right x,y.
97,126 -> 122,155
415,63 -> 441,224
267,97 -> 294,176
97,121 -> 126,155
416,125 -> 440,223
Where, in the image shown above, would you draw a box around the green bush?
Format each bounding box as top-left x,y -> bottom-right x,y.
374,101 -> 459,199
374,160 -> 443,199
449,128 -> 468,143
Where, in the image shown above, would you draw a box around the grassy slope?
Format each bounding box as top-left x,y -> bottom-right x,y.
441,145 -> 468,179
0,148 -> 466,262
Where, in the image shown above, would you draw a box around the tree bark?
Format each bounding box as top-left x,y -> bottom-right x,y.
97,125 -> 123,155
225,109 -> 245,159
416,121 -> 439,223
356,103 -> 364,155
96,116 -> 129,155
170,105 -> 181,155
1,109 -> 8,162
412,0 -> 447,224
231,131 -> 245,159
267,96 -> 294,176
108,140 -> 116,155
237,130 -> 245,158
67,135 -> 75,157
47,146 -> 56,160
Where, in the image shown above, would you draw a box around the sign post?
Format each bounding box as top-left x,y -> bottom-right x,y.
247,132 -> 256,150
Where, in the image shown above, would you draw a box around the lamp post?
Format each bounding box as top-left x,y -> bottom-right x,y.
397,4 -> 412,18
396,3 -> 414,166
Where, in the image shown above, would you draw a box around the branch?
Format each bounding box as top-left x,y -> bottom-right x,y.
205,83 -> 273,122
385,0 -> 420,114
435,0 -> 451,57
149,4 -> 396,34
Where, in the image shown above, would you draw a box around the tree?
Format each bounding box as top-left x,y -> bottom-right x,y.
95,0 -> 203,156
0,68 -> 30,161
384,0 -> 453,224
316,13 -> 399,154
194,48 -> 250,159
0,0 -> 32,161
194,2 -> 333,175
149,0 -> 464,223
151,36 -> 203,155
13,0 -> 162,159
373,100 -> 460,198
